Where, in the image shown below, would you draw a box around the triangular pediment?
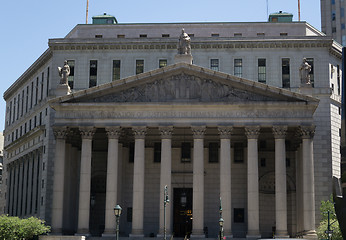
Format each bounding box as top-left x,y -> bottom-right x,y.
52,62 -> 318,105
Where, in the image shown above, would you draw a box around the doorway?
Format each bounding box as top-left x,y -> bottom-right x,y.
173,188 -> 193,238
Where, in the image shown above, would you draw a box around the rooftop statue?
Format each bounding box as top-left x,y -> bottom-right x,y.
178,29 -> 191,55
58,60 -> 70,85
299,58 -> 311,85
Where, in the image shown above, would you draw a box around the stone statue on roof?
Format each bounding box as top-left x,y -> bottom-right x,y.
299,58 -> 311,85
58,60 -> 70,85
178,29 -> 191,55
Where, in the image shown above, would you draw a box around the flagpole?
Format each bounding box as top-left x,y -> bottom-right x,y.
86,0 -> 89,24
298,0 -> 301,21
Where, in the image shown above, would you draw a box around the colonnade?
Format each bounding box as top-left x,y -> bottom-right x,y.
51,125 -> 316,238
6,148 -> 42,218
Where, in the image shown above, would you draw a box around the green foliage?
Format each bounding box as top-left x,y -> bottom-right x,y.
0,215 -> 50,240
317,195 -> 342,240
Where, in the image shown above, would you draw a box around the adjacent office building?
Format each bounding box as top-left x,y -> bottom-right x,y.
0,13 -> 343,239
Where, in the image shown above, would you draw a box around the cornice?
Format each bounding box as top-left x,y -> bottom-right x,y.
3,49 -> 53,100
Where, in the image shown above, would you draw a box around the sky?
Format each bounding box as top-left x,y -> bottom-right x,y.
0,0 -> 321,131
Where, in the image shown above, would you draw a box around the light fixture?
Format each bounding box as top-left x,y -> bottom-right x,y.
114,204 -> 122,217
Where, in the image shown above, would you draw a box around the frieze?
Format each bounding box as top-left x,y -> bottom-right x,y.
84,73 -> 274,103
57,109 -> 310,120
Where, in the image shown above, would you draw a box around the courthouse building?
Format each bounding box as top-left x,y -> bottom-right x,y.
0,13 -> 343,239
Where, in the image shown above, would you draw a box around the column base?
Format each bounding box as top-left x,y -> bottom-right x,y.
102,228 -> 116,236
302,230 -> 318,239
246,232 -> 261,240
75,229 -> 90,237
274,230 -> 289,238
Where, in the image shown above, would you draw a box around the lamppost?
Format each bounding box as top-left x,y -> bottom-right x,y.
219,197 -> 224,240
164,185 -> 170,240
114,204 -> 122,240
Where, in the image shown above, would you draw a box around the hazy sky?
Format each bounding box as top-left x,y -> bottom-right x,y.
0,0 -> 321,130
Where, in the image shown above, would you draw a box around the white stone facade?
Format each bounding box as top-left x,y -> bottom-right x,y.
0,21 -> 343,239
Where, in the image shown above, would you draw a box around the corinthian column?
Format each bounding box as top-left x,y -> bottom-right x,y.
272,126 -> 289,238
130,126 -> 147,237
300,126 -> 317,238
76,127 -> 95,235
191,126 -> 206,238
158,126 -> 173,237
218,126 -> 233,238
245,126 -> 261,239
51,127 -> 68,234
103,127 -> 121,236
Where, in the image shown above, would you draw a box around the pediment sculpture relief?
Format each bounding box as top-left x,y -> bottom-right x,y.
86,74 -> 277,103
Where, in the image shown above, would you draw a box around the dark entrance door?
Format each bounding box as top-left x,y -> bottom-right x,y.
173,188 -> 193,238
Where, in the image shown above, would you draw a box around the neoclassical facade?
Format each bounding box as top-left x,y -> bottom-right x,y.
0,18 -> 343,239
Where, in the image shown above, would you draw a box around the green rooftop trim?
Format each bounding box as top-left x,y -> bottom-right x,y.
92,13 -> 118,24
268,11 -> 293,22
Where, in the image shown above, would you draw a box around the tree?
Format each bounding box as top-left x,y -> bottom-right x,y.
0,215 -> 50,240
316,195 -> 342,240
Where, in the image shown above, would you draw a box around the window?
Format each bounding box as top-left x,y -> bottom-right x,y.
337,65 -> 341,95
181,142 -> 191,162
159,59 -> 167,68
234,208 -> 245,223
30,82 -> 33,109
139,34 -> 147,38
234,143 -> 244,163
35,77 -> 38,105
26,86 -> 29,113
136,60 -> 144,75
234,59 -> 242,77
46,67 -> 50,97
17,94 -> 20,120
112,60 -> 121,81
211,33 -> 219,37
332,10 -> 336,21
21,90 -> 24,116
234,33 -> 242,37
162,34 -> 170,38
154,142 -> 161,163
282,58 -> 290,88
210,59 -> 219,71
95,35 -> 103,38
306,58 -> 314,87
280,33 -> 288,36
13,98 -> 16,123
129,142 -> 134,163
9,101 -> 12,125
342,8 -> 345,18
260,158 -> 266,167
209,142 -> 219,163
257,33 -> 265,37
258,59 -> 266,83
67,60 -> 75,89
41,72 -> 44,100
89,60 -> 97,88
117,34 -> 125,38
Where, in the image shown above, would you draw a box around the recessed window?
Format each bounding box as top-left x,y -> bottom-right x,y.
234,59 -> 242,77
67,60 -> 75,89
95,35 -> 103,38
136,60 -> 144,75
117,34 -> 125,38
159,59 -> 167,68
258,59 -> 266,83
189,34 -> 195,37
306,58 -> 314,87
234,208 -> 245,223
181,142 -> 191,163
234,143 -> 244,163
154,142 -> 161,163
89,60 -> 97,88
280,33 -> 288,36
211,33 -> 219,37
112,60 -> 121,81
209,142 -> 219,163
162,34 -> 170,38
282,58 -> 290,88
257,33 -> 265,37
140,34 -> 147,38
234,33 -> 242,37
210,59 -> 219,71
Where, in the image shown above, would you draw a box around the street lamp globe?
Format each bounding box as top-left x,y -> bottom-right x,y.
219,217 -> 224,227
114,204 -> 122,217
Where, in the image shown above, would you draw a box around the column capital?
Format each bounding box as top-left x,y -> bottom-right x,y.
53,126 -> 68,139
299,125 -> 315,139
105,126 -> 121,139
79,127 -> 96,139
191,126 -> 206,139
133,126 -> 147,139
272,126 -> 287,139
245,126 -> 260,139
218,126 -> 233,139
159,126 -> 173,139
